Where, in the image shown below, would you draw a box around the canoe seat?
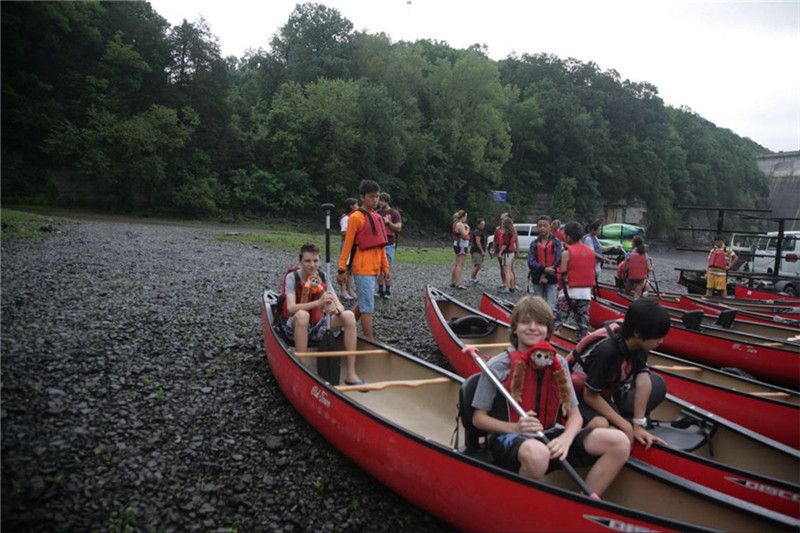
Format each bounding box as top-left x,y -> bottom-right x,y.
715,309 -> 737,329
681,310 -> 704,331
448,315 -> 498,338
456,373 -> 507,460
649,412 -> 717,453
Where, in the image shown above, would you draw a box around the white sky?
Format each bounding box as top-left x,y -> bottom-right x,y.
149,0 -> 800,153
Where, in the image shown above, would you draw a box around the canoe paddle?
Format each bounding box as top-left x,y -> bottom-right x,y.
463,346 -> 600,500
317,202 -> 340,384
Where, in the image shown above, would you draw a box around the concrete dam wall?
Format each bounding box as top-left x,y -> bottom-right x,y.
757,151 -> 800,232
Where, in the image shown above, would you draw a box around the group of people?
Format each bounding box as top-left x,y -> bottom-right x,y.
281,180 -> 400,386
471,294 -> 670,496
280,194 -> 680,496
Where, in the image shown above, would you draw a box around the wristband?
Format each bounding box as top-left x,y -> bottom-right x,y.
632,417 -> 647,427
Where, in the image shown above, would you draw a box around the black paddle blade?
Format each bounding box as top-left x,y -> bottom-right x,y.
316,329 -> 340,384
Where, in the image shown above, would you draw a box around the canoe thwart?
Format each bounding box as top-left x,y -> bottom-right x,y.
651,365 -> 703,372
465,343 -> 511,350
750,391 -> 792,398
335,377 -> 451,392
294,349 -> 391,358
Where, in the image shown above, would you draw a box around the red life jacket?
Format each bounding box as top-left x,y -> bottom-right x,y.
567,320 -> 632,399
493,228 -> 503,254
708,248 -> 728,269
356,208 -> 388,251
534,237 -> 558,269
561,242 -> 595,289
281,267 -> 327,324
616,259 -> 627,280
453,221 -> 470,243
626,251 -> 648,280
501,231 -> 516,253
502,350 -> 564,430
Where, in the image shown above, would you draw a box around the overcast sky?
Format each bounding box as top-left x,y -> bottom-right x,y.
149,0 -> 799,153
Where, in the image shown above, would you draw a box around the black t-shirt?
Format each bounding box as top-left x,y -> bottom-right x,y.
580,332 -> 648,394
470,228 -> 487,254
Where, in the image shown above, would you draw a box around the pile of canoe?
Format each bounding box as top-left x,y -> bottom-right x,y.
261,288 -> 800,531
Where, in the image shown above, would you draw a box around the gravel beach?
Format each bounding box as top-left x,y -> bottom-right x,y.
1,218 -> 704,532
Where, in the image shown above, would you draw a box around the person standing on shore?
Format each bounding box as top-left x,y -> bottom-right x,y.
377,192 -> 402,300
469,218 -> 488,285
705,235 -> 737,298
450,210 -> 470,289
528,215 -> 562,310
498,216 -> 518,294
493,212 -> 509,289
337,180 -> 391,339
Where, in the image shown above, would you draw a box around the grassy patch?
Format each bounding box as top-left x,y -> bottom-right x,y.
215,231 -> 453,265
1,209 -> 71,239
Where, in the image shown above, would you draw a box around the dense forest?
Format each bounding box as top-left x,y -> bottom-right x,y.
1,1 -> 771,235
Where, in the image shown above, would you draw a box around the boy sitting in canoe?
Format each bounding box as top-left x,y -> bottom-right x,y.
471,296 -> 630,496
571,299 -> 669,449
283,242 -> 362,385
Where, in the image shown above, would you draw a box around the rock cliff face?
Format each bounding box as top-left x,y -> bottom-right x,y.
758,151 -> 800,231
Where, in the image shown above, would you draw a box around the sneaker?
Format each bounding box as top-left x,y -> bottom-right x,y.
469,279 -> 479,286
376,291 -> 383,299
382,292 -> 392,300
498,288 -> 511,294
341,291 -> 354,300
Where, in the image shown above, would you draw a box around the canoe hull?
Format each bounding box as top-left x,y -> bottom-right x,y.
262,291 -> 707,531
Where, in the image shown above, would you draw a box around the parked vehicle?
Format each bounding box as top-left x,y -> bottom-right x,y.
746,231 -> 800,289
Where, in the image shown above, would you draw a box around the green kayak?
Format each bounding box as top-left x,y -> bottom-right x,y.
600,223 -> 645,239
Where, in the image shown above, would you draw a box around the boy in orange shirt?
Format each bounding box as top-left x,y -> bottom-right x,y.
337,180 -> 391,342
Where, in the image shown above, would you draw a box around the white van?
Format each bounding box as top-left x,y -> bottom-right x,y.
748,231 -> 800,278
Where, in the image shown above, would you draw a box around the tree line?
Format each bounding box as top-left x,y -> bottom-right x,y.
1,1 -> 771,236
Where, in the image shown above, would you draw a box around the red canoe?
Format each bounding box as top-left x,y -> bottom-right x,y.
425,287 -> 800,517
589,296 -> 800,387
262,290 -> 797,531
594,283 -> 800,341
735,284 -> 800,301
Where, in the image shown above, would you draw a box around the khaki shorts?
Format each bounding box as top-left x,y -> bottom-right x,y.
501,253 -> 514,267
472,252 -> 484,266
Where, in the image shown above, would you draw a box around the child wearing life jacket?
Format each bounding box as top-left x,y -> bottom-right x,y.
623,236 -> 653,299
470,295 -> 629,496
284,242 -> 362,385
337,179 -> 391,341
569,299 -> 670,449
554,221 -> 596,339
705,235 -> 737,298
527,215 -> 562,309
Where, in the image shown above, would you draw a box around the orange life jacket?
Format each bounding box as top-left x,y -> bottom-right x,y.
282,267 -> 327,324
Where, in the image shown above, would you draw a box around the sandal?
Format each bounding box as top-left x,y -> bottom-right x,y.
456,284 -> 467,290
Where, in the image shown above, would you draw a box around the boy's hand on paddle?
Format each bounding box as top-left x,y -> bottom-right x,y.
547,434 -> 573,461
516,411 -> 543,437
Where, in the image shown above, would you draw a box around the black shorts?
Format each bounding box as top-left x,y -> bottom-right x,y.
490,427 -> 597,474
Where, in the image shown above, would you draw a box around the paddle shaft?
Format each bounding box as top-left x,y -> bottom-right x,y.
317,203 -> 340,383
467,349 -> 599,499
